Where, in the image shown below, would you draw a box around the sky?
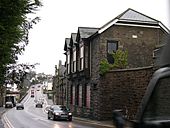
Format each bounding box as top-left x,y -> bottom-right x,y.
18,0 -> 170,75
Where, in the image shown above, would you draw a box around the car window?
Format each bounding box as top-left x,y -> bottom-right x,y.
60,106 -> 67,111
143,76 -> 170,121
53,106 -> 60,110
52,105 -> 67,111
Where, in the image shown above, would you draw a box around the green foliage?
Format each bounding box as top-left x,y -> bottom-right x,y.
99,59 -> 110,75
0,0 -> 42,86
5,63 -> 38,87
0,0 -> 42,64
99,49 -> 128,75
111,49 -> 128,69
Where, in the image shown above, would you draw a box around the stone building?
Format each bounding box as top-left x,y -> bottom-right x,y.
60,8 -> 169,120
53,60 -> 67,105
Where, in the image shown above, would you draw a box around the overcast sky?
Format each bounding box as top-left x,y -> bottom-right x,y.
17,0 -> 170,75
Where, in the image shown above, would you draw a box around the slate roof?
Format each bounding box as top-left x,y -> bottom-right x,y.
64,38 -> 70,51
117,8 -> 158,23
78,27 -> 99,39
71,33 -> 77,45
99,8 -> 169,34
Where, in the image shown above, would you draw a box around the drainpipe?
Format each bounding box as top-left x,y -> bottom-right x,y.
90,40 -> 92,77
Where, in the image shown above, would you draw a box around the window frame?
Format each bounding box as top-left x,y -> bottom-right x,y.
107,40 -> 118,54
67,51 -> 70,74
79,43 -> 84,71
73,47 -> 76,72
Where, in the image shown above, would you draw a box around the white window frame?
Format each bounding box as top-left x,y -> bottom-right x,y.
67,51 -> 70,74
73,47 -> 76,72
80,44 -> 84,70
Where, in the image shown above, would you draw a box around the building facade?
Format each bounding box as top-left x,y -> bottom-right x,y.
56,8 -> 169,120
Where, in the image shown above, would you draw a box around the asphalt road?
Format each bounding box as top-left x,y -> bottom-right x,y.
2,84 -> 114,128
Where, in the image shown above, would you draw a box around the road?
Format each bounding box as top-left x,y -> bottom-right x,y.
2,84 -> 113,128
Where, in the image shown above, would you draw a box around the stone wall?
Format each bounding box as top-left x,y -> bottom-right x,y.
94,66 -> 154,120
98,25 -> 166,68
89,24 -> 167,120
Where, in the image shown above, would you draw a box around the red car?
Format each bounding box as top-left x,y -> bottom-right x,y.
31,90 -> 34,97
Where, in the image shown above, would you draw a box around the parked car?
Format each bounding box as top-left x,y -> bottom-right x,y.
5,101 -> 13,108
16,103 -> 24,110
35,102 -> 43,108
47,105 -> 72,121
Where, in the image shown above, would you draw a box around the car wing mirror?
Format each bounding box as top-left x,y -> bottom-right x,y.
112,110 -> 125,128
112,110 -> 161,128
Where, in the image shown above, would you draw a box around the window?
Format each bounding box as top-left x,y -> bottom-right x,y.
70,85 -> 73,104
76,85 -> 79,105
107,40 -> 118,54
80,45 -> 84,70
83,84 -> 87,107
107,40 -> 118,64
67,52 -> 70,74
73,48 -> 76,72
153,48 -> 162,58
79,85 -> 82,107
72,86 -> 75,105
153,47 -> 163,66
86,85 -> 90,108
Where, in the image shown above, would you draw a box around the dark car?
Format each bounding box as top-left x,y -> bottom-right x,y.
35,102 -> 43,108
5,101 -> 13,108
31,94 -> 34,97
16,103 -> 24,110
47,105 -> 72,121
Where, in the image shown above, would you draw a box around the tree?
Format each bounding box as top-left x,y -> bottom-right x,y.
5,63 -> 39,87
0,0 -> 42,106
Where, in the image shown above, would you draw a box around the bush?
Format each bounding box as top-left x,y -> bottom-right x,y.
99,49 -> 128,75
99,59 -> 110,75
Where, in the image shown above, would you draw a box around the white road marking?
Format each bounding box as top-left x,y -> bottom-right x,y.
2,114 -> 15,128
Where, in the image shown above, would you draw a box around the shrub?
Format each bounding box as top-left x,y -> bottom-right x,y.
99,49 -> 128,75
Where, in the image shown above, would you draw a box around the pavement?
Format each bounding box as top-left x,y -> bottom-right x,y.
73,116 -> 115,128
